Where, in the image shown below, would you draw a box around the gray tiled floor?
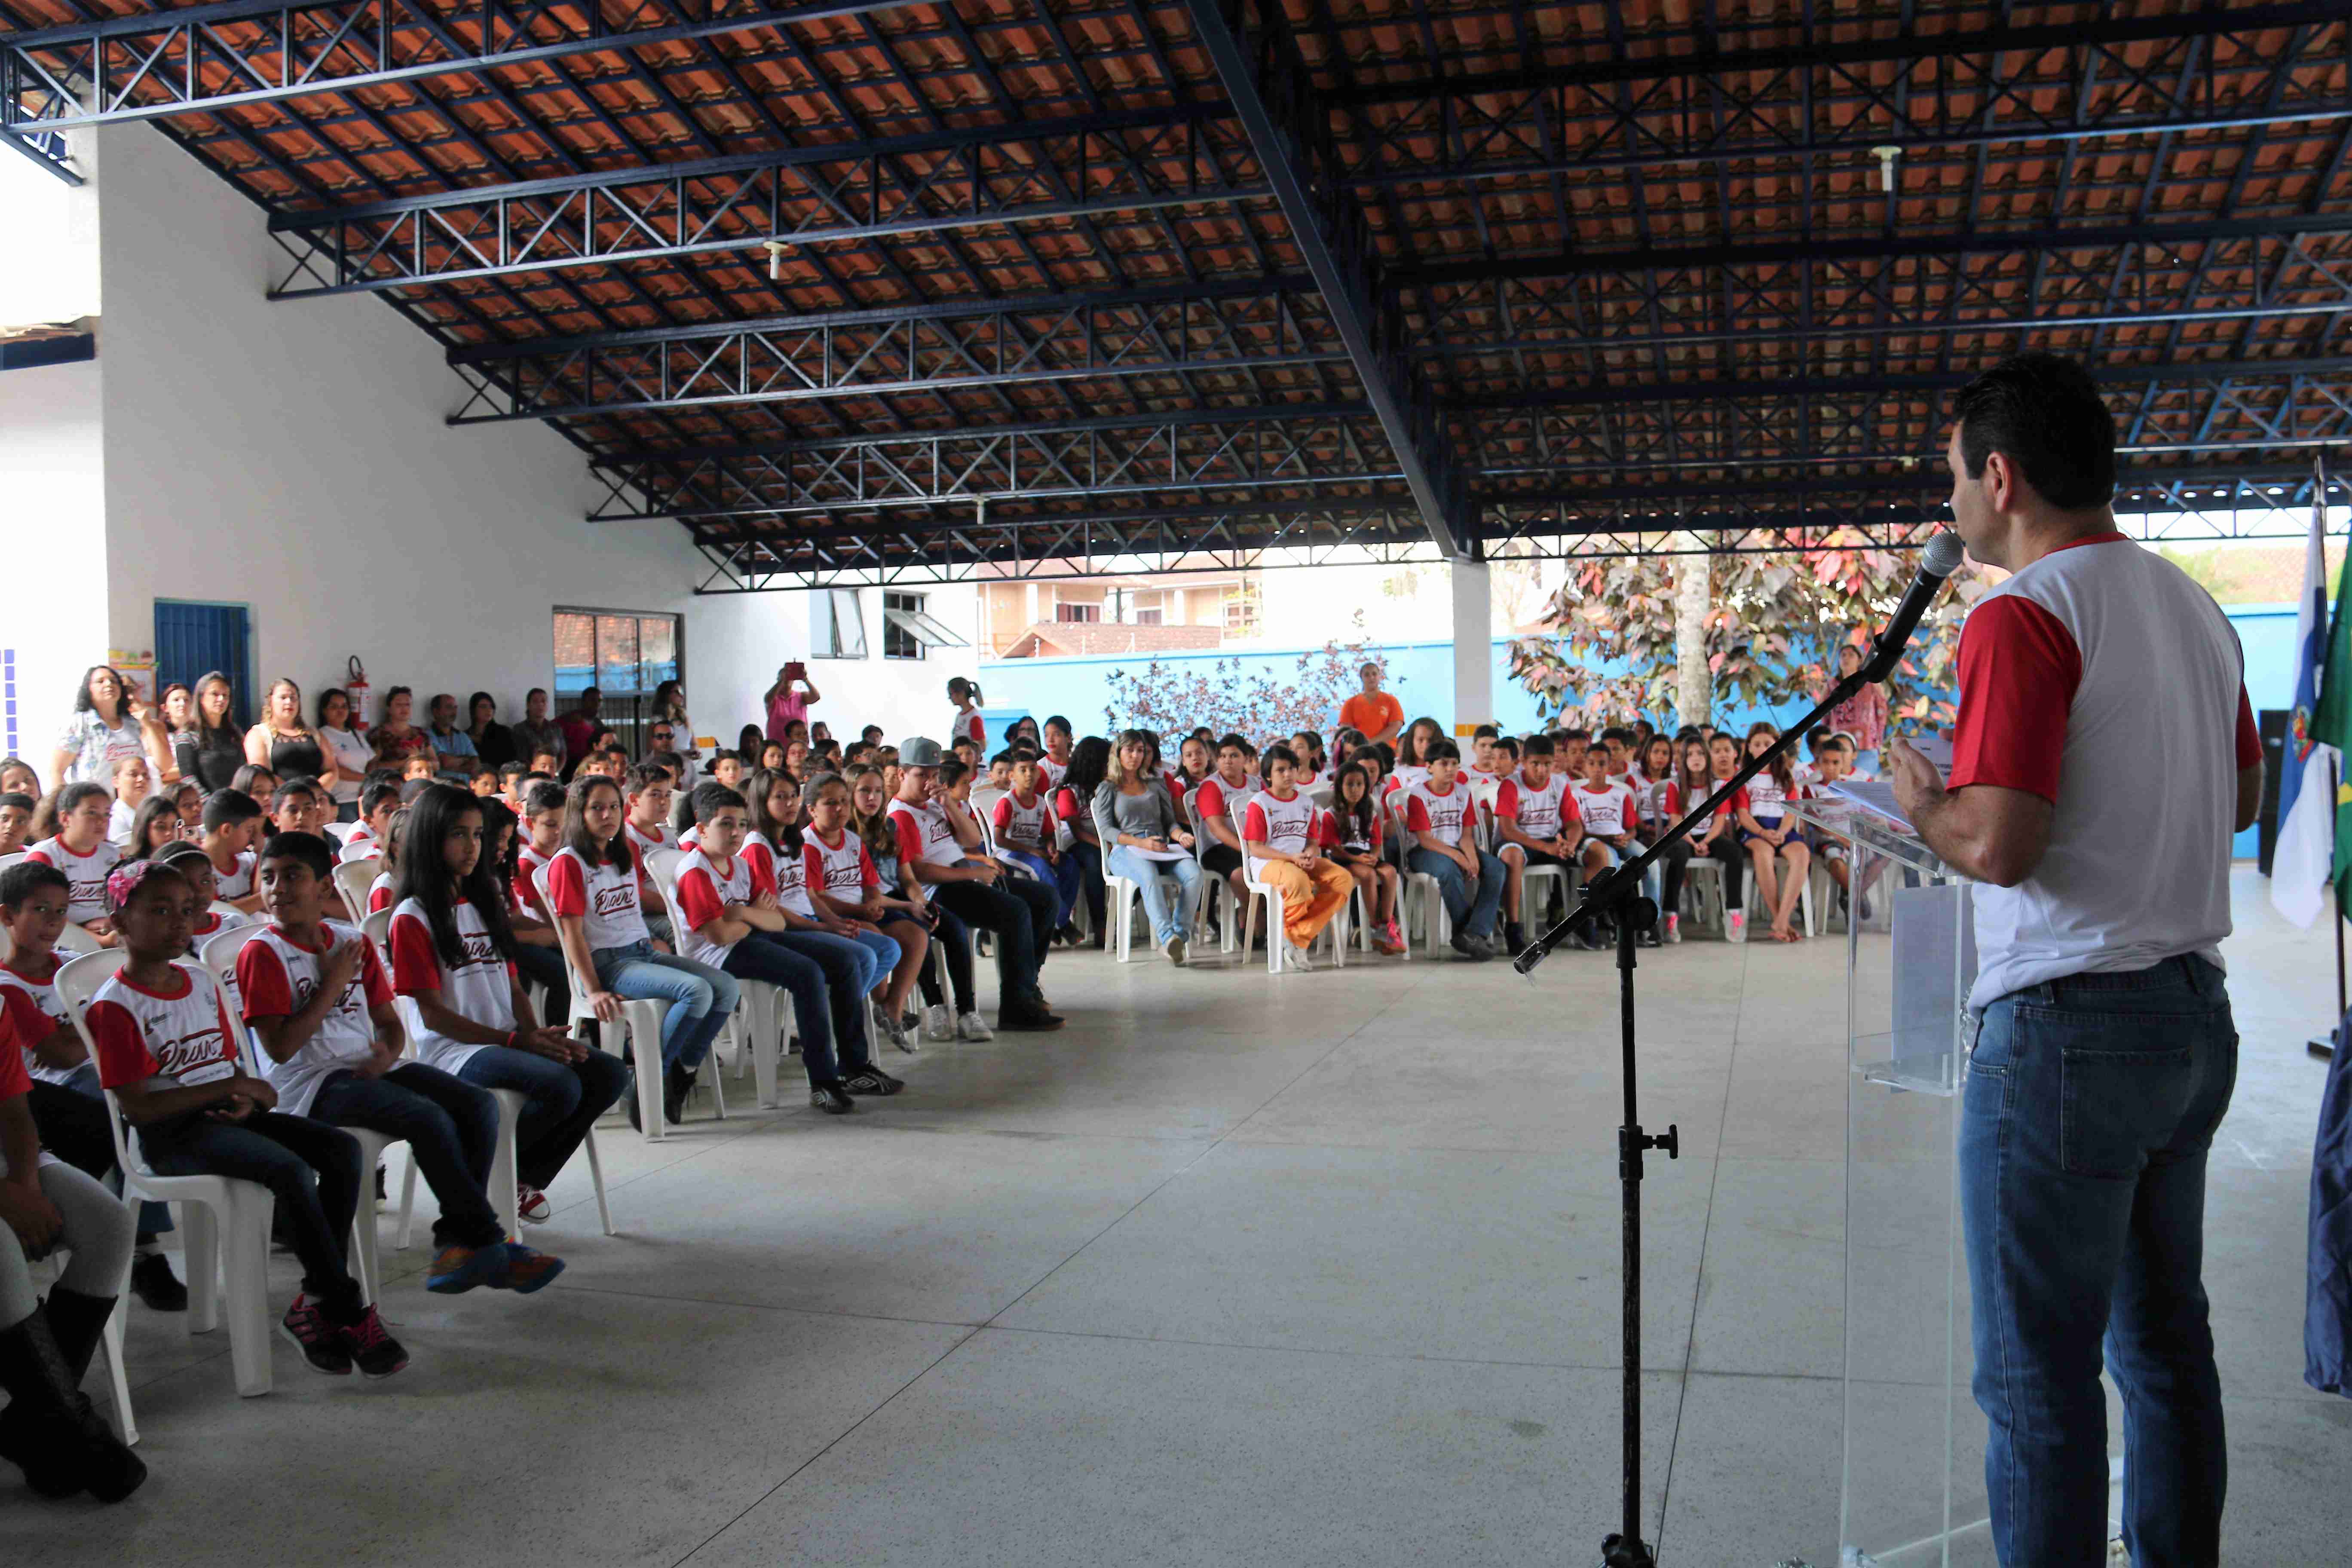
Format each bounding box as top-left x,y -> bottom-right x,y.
15,869 -> 2348,1564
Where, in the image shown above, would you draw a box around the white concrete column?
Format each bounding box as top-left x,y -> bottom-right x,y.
1450,559 -> 1492,739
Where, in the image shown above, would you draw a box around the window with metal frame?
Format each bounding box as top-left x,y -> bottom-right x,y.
551,608 -> 682,756
882,591 -> 968,660
812,588 -> 867,659
1056,602 -> 1100,624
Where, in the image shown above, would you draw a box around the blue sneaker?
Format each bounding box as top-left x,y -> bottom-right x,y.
425,1242 -> 511,1294
497,1243 -> 565,1295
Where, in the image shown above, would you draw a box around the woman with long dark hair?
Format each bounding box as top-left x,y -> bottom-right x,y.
169,671 -> 245,792
1055,735 -> 1111,943
389,784 -> 623,1222
52,665 -> 165,787
465,692 -> 517,774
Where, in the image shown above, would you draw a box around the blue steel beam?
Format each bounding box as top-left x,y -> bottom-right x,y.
1182,0 -> 1467,557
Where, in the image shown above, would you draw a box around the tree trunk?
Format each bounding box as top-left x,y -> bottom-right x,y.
1673,537 -> 1713,726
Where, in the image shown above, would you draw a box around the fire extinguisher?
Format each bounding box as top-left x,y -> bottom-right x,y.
346,656 -> 372,729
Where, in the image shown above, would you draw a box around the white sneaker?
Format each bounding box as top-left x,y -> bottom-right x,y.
923,1004 -> 954,1040
1726,910 -> 1747,944
1162,934 -> 1187,966
1285,940 -> 1316,971
956,1011 -> 995,1042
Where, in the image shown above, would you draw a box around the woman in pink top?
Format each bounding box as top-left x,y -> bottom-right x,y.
1822,643 -> 1889,771
764,662 -> 821,743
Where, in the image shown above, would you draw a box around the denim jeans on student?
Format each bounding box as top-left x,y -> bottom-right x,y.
56,1062 -> 172,1240
720,934 -> 864,1085
1107,845 -> 1204,945
591,941 -> 738,1072
139,1111 -> 364,1318
1407,845 -> 1505,937
928,877 -> 1050,1002
456,1045 -> 631,1191
310,1063 -> 504,1251
1001,847 -> 1083,931
1961,955 -> 2238,1568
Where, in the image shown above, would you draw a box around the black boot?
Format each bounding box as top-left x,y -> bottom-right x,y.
663,1061 -> 693,1124
0,1302 -> 147,1502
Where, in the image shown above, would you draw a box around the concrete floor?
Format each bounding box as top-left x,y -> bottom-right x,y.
16,869 -> 2351,1565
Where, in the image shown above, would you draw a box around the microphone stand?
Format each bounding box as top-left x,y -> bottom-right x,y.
1518,643 -> 1909,1568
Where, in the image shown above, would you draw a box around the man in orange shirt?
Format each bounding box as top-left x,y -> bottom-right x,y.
1337,663 -> 1404,748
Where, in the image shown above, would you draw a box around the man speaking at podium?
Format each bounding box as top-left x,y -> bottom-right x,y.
1889,354 -> 2264,1568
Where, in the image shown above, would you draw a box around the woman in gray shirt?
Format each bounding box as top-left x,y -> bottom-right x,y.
1093,729 -> 1204,963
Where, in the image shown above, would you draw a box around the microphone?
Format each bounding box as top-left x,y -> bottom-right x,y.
1861,533 -> 1966,682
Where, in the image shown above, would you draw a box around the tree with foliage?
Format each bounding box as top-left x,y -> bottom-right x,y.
1104,613 -> 1390,739
1506,533 -> 1984,730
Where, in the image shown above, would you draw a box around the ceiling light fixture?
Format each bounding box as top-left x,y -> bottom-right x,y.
1871,145 -> 1901,194
763,239 -> 789,281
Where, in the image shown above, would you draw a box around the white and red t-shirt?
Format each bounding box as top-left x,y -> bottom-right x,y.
1403,780 -> 1474,848
87,963 -> 240,1092
207,847 -> 257,901
1318,804 -> 1384,857
237,921 -> 395,1117
387,897 -> 515,1074
624,819 -> 673,864
1738,772 -> 1798,827
544,845 -> 652,950
1037,754 -> 1069,790
888,797 -> 965,871
0,1015 -> 27,1122
1052,785 -> 1088,828
1947,532 -> 2261,1008
340,823 -> 379,860
805,827 -> 879,909
1188,775 -> 1252,840
367,871 -> 395,914
1569,781 -> 1637,839
1494,773 -> 1572,842
949,708 -> 985,747
1243,789 -> 1319,856
26,836 -> 122,925
769,832 -> 817,918
991,789 -> 1055,855
1389,764 -> 1431,796
674,846 -> 772,967
515,843 -> 557,922
0,960 -> 72,1087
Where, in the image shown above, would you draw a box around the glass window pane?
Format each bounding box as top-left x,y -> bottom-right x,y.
639,616 -> 678,691
554,612 -> 597,699
598,615 -> 640,693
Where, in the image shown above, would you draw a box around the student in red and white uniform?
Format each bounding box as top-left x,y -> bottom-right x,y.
991,754 -> 1081,941
543,774 -> 735,1129
514,780 -> 564,925
197,788 -> 266,915
804,773 -> 930,1048
1289,730 -> 1329,794
1623,734 -> 1693,945
1189,735 -> 1258,916
676,783 -> 897,1112
0,962 -> 145,1503
151,843 -> 252,968
1403,739 -> 1505,958
391,784 -> 623,1216
240,829 -> 544,1296
1050,736 -> 1110,944
890,739 -> 1060,1033
88,858 -> 404,1377
741,775 -> 896,1048
26,783 -> 122,944
1391,716 -> 1444,796
1803,733 -> 1885,923
945,677 -> 986,750
1036,716 -> 1075,790
1242,746 -> 1352,966
1462,725 -> 1504,790
339,780 -> 402,863
1491,736 -> 1583,952
620,763 -> 678,944
1321,760 -> 1403,953
1732,723 -> 1812,943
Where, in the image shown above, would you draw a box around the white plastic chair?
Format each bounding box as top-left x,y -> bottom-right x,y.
55,923 -> 102,956
1232,800 -> 1345,974
1484,800 -> 1571,932
331,857 -> 378,922
648,848 -> 775,1110
56,950 -> 276,1399
27,1244 -> 135,1442
199,923 -> 399,1308
337,838 -> 379,865
518,860 -> 674,1140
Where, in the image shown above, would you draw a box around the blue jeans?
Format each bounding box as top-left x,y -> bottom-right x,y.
1001,847 -> 1084,931
456,1045 -> 630,1190
1408,845 -> 1505,937
722,934 -> 863,1084
770,929 -> 882,1059
591,941 -> 738,1072
1107,845 -> 1204,945
310,1062 -> 503,1250
1962,956 -> 2238,1568
139,1111 -> 363,1317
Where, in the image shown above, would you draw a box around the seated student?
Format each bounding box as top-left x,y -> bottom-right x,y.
86,859 -> 406,1377
388,786 -> 624,1227
1188,735 -> 1258,920
239,830 -> 556,1295
950,738 -> 981,778
992,753 -> 1082,944
748,771 -> 900,1052
1629,734 -> 1691,944
1556,729 -> 1591,779
676,784 -> 899,1114
1092,730 -> 1201,963
1733,723 -> 1811,943
939,756 -> 1061,967
1567,739 -> 1652,947
27,782 -> 122,947
527,749 -> 564,782
0,792 -> 34,858
198,787 -> 266,916
985,751 -> 1014,793
1290,730 -> 1328,793
478,796 -> 569,1027
620,764 -> 677,946
1037,716 -> 1075,790
342,777 -> 403,861
1795,726 -> 1831,788
497,762 -> 530,812
803,773 -> 928,1051
229,763 -> 279,821
106,755 -> 153,847
1322,761 -> 1403,954
0,759 -> 39,800
154,841 -> 251,952
365,808 -> 409,916
1486,734 -> 1521,790
1804,733 -> 1881,923
121,795 -> 184,862
0,1021 -> 145,1503
268,775 -> 325,839
1491,736 -> 1582,952
849,762 -> 966,1039
890,740 -> 1060,1031
1462,725 -> 1503,790
1391,717 -> 1443,794
1403,739 -> 1506,959
1240,745 -> 1352,968
1596,727 -> 1637,785
544,774 -> 736,1128
0,861 -> 184,1312
1046,736 -> 1109,946
1687,733 -> 1749,942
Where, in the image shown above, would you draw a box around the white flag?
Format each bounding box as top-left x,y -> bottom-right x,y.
2273,743 -> 2341,928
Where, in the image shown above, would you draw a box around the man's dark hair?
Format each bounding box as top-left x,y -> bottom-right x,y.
258,828 -> 334,881
202,788 -> 263,832
1953,352 -> 2115,510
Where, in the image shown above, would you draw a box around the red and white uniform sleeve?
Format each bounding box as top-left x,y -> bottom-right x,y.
543,853 -> 588,919
235,941 -> 294,1020
676,865 -> 726,932
387,911 -> 445,995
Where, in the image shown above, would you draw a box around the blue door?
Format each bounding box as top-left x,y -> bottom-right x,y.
153,601 -> 251,728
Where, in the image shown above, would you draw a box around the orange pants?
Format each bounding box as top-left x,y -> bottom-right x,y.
1256,858 -> 1354,947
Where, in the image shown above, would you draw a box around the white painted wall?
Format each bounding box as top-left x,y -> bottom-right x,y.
0,355 -> 110,766
0,128 -> 101,326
